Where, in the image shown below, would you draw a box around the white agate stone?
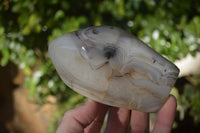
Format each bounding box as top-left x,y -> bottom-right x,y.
48,26 -> 179,112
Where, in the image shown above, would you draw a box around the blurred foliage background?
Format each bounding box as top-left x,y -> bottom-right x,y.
0,0 -> 200,132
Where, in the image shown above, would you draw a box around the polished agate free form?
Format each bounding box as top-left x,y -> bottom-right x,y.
48,26 -> 179,112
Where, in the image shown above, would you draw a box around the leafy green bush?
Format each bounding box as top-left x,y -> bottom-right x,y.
176,74 -> 200,123
0,0 -> 200,132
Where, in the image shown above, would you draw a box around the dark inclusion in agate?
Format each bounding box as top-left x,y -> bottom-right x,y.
104,46 -> 117,59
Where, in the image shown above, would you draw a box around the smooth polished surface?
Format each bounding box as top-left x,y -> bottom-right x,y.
49,26 -> 179,112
